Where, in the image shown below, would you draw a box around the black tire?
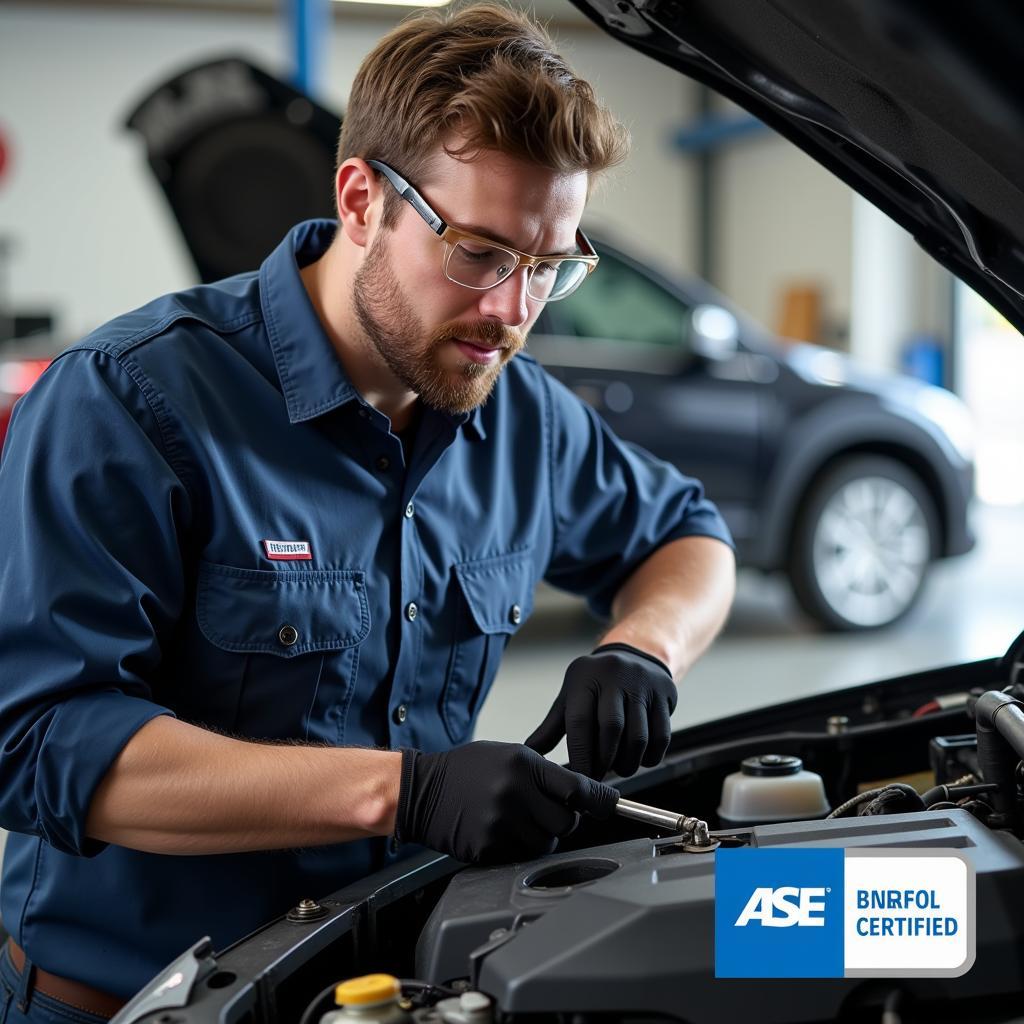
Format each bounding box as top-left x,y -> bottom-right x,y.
788,455 -> 940,631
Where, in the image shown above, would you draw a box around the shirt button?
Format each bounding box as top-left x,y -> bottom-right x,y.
393,704 -> 408,724
405,602 -> 418,622
376,456 -> 390,472
509,603 -> 522,625
358,407 -> 369,419
278,624 -> 299,647
404,501 -> 415,519
388,836 -> 400,856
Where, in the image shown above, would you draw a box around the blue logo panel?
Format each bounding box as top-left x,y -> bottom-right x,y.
715,848 -> 845,978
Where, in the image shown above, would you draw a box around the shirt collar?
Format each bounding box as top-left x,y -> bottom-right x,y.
259,219 -> 486,440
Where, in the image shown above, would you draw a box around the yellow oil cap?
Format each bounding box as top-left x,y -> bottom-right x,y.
334,974 -> 401,1007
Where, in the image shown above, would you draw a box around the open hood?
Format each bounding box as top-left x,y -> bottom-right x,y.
568,0 -> 1024,334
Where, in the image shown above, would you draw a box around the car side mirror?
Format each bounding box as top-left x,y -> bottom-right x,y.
689,304 -> 740,361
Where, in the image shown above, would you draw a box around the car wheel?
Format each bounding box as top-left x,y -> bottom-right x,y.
788,455 -> 939,631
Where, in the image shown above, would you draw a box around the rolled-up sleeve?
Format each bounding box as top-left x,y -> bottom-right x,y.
0,348 -> 188,855
541,371 -> 734,618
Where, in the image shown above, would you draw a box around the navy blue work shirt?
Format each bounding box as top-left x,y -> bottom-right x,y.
0,220 -> 732,998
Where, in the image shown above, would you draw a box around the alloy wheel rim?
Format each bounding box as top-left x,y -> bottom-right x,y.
811,476 -> 930,627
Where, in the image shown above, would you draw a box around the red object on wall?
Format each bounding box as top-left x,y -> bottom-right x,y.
0,360 -> 51,452
0,129 -> 9,186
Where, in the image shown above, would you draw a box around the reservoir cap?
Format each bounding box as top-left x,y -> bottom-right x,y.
741,754 -> 803,777
335,974 -> 401,1007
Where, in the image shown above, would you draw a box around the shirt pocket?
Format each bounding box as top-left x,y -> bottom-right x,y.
192,562 -> 370,741
440,549 -> 534,744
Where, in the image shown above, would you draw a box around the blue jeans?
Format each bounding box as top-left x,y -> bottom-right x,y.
0,947 -> 111,1024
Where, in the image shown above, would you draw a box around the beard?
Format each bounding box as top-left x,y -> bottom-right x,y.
352,232 -> 526,415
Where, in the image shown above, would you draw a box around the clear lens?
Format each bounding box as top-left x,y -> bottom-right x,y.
444,241 -> 590,302
528,259 -> 590,301
445,240 -> 521,289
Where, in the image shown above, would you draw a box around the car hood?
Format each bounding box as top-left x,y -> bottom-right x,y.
567,0 -> 1024,334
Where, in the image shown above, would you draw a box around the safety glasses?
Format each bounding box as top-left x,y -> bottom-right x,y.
367,159 -> 599,302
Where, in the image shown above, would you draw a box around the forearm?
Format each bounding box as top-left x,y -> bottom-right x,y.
602,535 -> 736,677
85,715 -> 402,855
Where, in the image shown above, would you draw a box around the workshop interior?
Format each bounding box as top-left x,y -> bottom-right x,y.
2,1 -> 1024,1022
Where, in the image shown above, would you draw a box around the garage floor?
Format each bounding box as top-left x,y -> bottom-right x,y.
476,502 -> 1024,763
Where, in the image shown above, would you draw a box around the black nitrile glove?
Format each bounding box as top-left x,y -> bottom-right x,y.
525,642 -> 677,780
393,740 -> 618,864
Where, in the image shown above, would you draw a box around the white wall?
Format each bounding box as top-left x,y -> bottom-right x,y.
712,96 -> 953,357
716,129 -> 854,340
0,3 -> 692,341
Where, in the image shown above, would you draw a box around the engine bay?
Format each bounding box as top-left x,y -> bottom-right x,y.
111,634 -> 1024,1024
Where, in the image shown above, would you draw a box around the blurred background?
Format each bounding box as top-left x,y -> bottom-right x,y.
2,0 -> 1023,767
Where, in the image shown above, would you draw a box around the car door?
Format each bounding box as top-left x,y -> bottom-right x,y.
529,245 -> 763,543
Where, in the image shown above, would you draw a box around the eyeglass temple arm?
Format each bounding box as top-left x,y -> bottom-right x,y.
575,228 -> 598,259
366,159 -> 447,236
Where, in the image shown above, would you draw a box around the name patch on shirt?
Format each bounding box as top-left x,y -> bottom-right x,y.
262,539 -> 313,561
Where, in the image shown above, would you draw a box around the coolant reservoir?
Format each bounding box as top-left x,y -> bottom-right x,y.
321,974 -> 410,1023
717,754 -> 830,827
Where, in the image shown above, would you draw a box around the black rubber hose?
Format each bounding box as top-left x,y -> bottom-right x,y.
974,691 -> 1024,823
921,782 -> 999,807
977,691 -> 1024,756
297,982 -> 340,1024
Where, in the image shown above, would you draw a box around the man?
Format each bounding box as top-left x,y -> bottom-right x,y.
0,3 -> 735,1017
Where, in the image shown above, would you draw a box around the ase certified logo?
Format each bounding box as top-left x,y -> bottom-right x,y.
734,885 -> 828,927
715,848 -> 974,978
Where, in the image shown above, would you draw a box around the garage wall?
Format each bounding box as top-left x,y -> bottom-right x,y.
0,2 -> 694,341
1,5 -> 291,337
6,3 -> 939,358
716,130 -> 854,343
557,32 -> 699,283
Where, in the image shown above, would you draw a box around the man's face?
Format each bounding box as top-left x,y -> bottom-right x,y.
352,146 -> 588,415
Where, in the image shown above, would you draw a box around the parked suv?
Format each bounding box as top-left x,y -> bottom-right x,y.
531,235 -> 975,631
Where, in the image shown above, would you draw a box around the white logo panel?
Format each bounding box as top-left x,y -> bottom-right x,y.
844,855 -> 970,973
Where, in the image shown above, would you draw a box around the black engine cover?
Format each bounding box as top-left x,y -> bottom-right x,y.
417,810 -> 1024,1022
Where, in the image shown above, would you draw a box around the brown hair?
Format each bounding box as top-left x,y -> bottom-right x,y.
337,2 -> 630,226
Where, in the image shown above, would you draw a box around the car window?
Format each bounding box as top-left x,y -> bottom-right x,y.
544,249 -> 692,347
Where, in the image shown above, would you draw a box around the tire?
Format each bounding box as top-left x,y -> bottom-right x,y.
788,455 -> 939,631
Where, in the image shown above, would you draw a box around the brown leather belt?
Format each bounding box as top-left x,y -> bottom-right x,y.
6,938 -> 126,1020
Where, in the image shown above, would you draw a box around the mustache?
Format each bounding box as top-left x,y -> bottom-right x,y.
432,321 -> 526,351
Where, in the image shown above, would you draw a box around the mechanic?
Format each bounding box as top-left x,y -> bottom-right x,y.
0,4 -> 735,1020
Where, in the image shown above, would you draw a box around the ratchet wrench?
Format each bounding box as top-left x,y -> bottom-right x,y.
614,796 -> 713,847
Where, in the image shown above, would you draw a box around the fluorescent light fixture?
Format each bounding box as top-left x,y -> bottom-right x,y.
333,0 -> 451,6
